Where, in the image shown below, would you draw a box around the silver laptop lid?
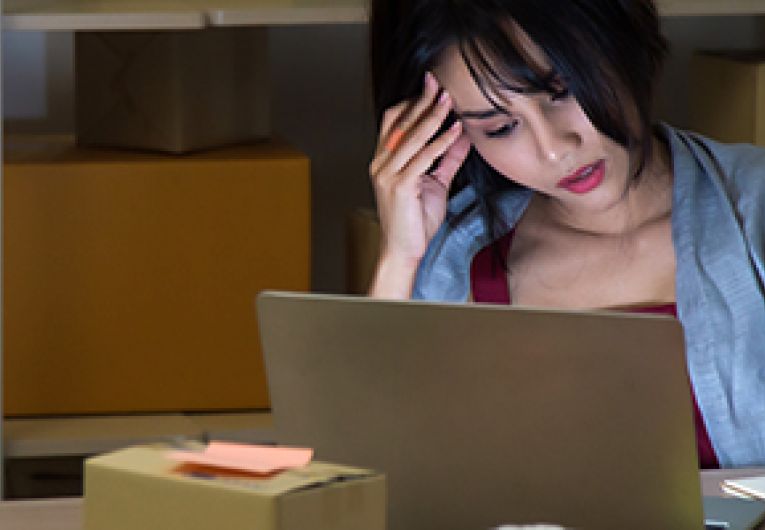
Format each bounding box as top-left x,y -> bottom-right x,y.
257,291 -> 703,530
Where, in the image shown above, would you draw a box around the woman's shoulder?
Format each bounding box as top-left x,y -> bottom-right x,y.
413,185 -> 532,301
667,125 -> 765,272
669,125 -> 765,195
444,184 -> 534,229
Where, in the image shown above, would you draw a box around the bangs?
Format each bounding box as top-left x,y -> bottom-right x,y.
370,0 -> 668,267
441,0 -> 667,180
451,4 -> 631,149
457,21 -> 565,116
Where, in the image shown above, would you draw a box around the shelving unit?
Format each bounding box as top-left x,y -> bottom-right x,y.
1,0 -> 368,31
659,0 -> 765,16
3,0 -> 765,32
5,412 -> 272,459
0,0 -> 365,501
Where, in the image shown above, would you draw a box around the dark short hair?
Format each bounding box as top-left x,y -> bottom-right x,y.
370,0 -> 669,244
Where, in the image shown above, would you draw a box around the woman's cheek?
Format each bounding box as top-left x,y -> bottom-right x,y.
472,143 -> 516,180
463,127 -> 533,180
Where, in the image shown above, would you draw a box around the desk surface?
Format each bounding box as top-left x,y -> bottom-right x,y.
1,469 -> 763,530
0,498 -> 82,530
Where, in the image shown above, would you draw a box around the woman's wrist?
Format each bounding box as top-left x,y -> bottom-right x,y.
367,253 -> 421,299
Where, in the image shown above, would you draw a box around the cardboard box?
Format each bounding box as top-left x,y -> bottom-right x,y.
690,51 -> 765,146
346,208 -> 380,295
84,446 -> 386,530
75,28 -> 270,153
3,135 -> 310,416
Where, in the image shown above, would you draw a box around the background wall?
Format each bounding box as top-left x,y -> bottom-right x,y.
3,16 -> 765,293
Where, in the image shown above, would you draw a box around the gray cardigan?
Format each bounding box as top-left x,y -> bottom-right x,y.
412,124 -> 765,467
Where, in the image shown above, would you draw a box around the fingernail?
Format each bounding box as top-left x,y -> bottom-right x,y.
450,121 -> 462,132
438,91 -> 451,105
424,71 -> 436,90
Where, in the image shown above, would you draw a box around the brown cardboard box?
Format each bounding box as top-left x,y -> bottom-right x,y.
3,135 -> 310,416
75,28 -> 270,153
690,51 -> 765,146
346,208 -> 380,295
84,446 -> 386,530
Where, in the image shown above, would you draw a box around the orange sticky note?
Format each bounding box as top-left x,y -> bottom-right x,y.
168,441 -> 313,474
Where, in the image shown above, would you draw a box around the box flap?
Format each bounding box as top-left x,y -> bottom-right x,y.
88,446 -> 376,497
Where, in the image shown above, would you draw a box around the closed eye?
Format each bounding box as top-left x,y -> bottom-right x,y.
486,120 -> 519,139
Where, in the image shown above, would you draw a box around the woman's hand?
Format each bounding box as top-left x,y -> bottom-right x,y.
368,72 -> 471,298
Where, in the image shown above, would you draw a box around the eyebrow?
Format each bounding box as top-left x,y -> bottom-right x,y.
454,108 -> 505,121
454,69 -> 565,121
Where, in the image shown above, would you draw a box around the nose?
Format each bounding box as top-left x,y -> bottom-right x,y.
527,103 -> 580,164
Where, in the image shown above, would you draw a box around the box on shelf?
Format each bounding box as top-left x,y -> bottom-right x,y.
346,208 -> 380,295
84,446 -> 386,530
689,51 -> 765,146
75,27 -> 270,153
3,135 -> 310,416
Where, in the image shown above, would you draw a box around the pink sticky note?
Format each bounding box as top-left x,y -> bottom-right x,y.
168,441 -> 313,475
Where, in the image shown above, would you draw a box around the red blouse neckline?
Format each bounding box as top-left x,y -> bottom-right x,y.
469,228 -> 720,470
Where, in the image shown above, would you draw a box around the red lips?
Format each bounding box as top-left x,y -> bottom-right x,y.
557,160 -> 606,194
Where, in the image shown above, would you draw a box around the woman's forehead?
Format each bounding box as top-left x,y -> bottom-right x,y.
433,44 -> 534,113
432,24 -> 554,103
432,45 -> 488,100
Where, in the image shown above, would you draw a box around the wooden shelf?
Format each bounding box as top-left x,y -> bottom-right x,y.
202,0 -> 367,26
2,0 -> 367,31
2,0 -> 205,31
5,0 -> 764,31
658,0 -> 765,16
3,412 -> 273,458
3,0 -> 765,32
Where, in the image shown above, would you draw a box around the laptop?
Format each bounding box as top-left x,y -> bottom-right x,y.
256,291 -> 765,530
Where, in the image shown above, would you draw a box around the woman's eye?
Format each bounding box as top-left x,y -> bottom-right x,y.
486,121 -> 518,138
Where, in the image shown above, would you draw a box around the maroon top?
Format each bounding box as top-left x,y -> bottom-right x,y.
469,230 -> 720,469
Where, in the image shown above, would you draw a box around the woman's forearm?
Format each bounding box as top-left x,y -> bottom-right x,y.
367,254 -> 420,299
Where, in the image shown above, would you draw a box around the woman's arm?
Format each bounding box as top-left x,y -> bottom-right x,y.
366,73 -> 470,299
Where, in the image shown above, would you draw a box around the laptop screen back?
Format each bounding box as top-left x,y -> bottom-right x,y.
257,292 -> 704,530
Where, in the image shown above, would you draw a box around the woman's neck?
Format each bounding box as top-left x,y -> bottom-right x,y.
538,135 -> 674,237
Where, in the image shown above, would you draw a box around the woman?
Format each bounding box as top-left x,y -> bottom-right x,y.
367,0 -> 765,469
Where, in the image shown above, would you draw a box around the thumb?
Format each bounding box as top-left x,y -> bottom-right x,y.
431,133 -> 471,189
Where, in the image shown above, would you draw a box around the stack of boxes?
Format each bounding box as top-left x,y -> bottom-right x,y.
690,51 -> 765,146
4,27 -> 310,416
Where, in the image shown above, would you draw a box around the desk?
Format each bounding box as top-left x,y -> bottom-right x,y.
0,498 -> 81,530
1,469 -> 763,530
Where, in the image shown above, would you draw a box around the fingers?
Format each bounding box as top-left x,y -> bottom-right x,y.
379,72 -> 439,146
384,128 -> 406,152
370,93 -> 454,185
372,90 -> 454,181
378,100 -> 410,149
430,133 -> 472,189
370,72 -> 443,176
370,71 -> 473,216
398,120 -> 464,186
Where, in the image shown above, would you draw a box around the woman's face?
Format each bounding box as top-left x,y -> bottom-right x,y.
433,42 -> 633,214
